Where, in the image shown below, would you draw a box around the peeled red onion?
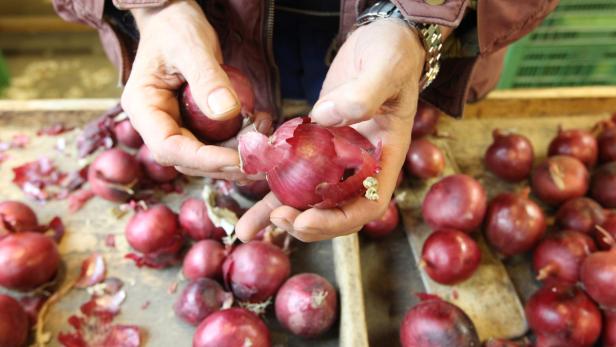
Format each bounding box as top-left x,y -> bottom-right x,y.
596,212 -> 616,250
238,117 -> 381,210
222,241 -> 290,302
275,273 -> 338,337
598,123 -> 616,164
590,162 -> 616,208
173,278 -> 232,326
421,229 -> 481,285
124,205 -> 182,258
182,240 -> 226,281
180,65 -> 254,143
0,232 -> 60,291
421,174 -> 487,233
88,148 -> 141,202
193,308 -> 270,347
0,200 -> 38,233
548,128 -> 598,168
532,230 -> 596,284
555,197 -> 606,234
179,198 -> 225,241
137,145 -> 178,183
400,297 -> 479,347
484,129 -> 534,182
580,250 -> 616,309
0,295 -> 29,347
484,190 -> 546,257
604,310 -> 616,347
233,180 -> 270,201
113,119 -> 143,149
405,138 -> 445,179
411,101 -> 440,138
531,155 -> 589,206
525,284 -> 601,347
362,200 -> 399,238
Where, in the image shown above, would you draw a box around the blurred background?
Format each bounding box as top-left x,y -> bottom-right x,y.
0,0 -> 615,100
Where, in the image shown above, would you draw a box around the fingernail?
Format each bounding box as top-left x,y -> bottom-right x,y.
255,118 -> 272,134
271,217 -> 293,232
221,165 -> 241,173
310,101 -> 342,126
208,87 -> 238,115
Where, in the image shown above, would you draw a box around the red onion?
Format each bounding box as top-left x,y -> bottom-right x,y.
604,310 -> 616,347
137,145 -> 178,183
222,241 -> 290,302
548,128 -> 598,168
525,284 -> 601,347
19,295 -> 46,327
182,240 -> 226,281
275,273 -> 337,337
580,250 -> 616,309
531,155 -> 589,206
173,278 -> 233,326
113,119 -> 143,149
484,190 -> 546,256
124,204 -> 182,259
233,180 -> 270,201
596,212 -> 616,250
484,129 -> 534,182
400,297 -> 479,347
0,295 -> 29,347
483,339 -> 523,347
532,230 -> 596,284
411,101 -> 440,138
555,197 -> 606,234
591,162 -> 616,208
362,200 -> 399,238
405,138 -> 445,179
180,65 -> 254,143
421,229 -> 481,285
421,174 -> 487,233
239,117 -> 381,210
598,123 -> 616,164
0,232 -> 60,291
193,308 -> 270,347
179,198 -> 225,241
88,148 -> 141,202
0,200 -> 38,233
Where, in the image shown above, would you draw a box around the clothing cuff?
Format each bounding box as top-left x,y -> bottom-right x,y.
112,0 -> 169,10
392,0 -> 469,27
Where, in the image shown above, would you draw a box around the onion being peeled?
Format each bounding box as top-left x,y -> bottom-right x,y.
238,117 -> 381,210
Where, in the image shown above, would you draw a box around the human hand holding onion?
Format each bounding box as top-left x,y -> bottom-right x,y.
236,19 -> 426,242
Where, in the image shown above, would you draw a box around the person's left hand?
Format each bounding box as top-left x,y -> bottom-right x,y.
236,18 -> 426,242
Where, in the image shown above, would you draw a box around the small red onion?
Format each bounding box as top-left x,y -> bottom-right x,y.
548,127 -> 598,168
180,65 -> 254,143
484,190 -> 547,257
604,310 -> 616,347
362,200 -> 399,238
555,197 -> 606,234
0,200 -> 38,233
531,155 -> 589,206
411,101 -> 440,138
484,129 -> 534,182
239,117 -> 381,210
193,308 -> 270,347
182,240 -> 226,281
532,230 -> 596,284
113,119 -> 143,149
591,162 -> 616,208
275,273 -> 338,337
580,250 -> 616,309
596,212 -> 616,250
137,145 -> 178,183
233,180 -> 270,201
174,278 -> 233,326
405,138 -> 445,179
421,229 -> 481,285
88,148 -> 141,202
124,204 -> 182,258
179,198 -> 225,241
0,295 -> 29,347
421,174 -> 487,233
598,123 -> 616,164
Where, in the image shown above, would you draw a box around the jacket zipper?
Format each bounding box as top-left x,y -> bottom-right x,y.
263,0 -> 282,120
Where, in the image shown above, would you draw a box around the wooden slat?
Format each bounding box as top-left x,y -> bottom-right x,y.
0,16 -> 93,33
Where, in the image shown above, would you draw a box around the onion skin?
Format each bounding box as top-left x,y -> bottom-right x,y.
548,128 -> 598,168
174,278 -> 232,326
555,197 -> 606,235
179,198 -> 225,241
532,230 -> 596,284
137,145 -> 178,183
405,139 -> 445,179
193,308 -> 270,347
596,212 -> 616,250
124,205 -> 182,256
0,232 -> 60,291
362,201 -> 399,238
0,295 -> 29,347
580,250 -> 616,309
525,284 -> 601,347
222,241 -> 291,302
422,174 -> 487,233
598,125 -> 616,164
183,240 -> 226,281
88,148 -> 141,202
0,200 -> 38,232
590,162 -> 616,208
233,180 -> 270,201
400,298 -> 480,347
275,273 -> 338,337
531,155 -> 589,206
484,129 -> 534,182
604,310 -> 616,347
484,191 -> 547,257
421,229 -> 481,285
412,101 -> 440,138
114,120 -> 143,149
180,65 -> 254,143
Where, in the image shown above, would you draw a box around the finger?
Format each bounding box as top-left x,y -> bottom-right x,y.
174,166 -> 247,181
270,205 -> 301,232
236,193 -> 283,242
291,225 -> 362,243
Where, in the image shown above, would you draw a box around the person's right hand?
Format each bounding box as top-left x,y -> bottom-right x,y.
122,0 -> 270,180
